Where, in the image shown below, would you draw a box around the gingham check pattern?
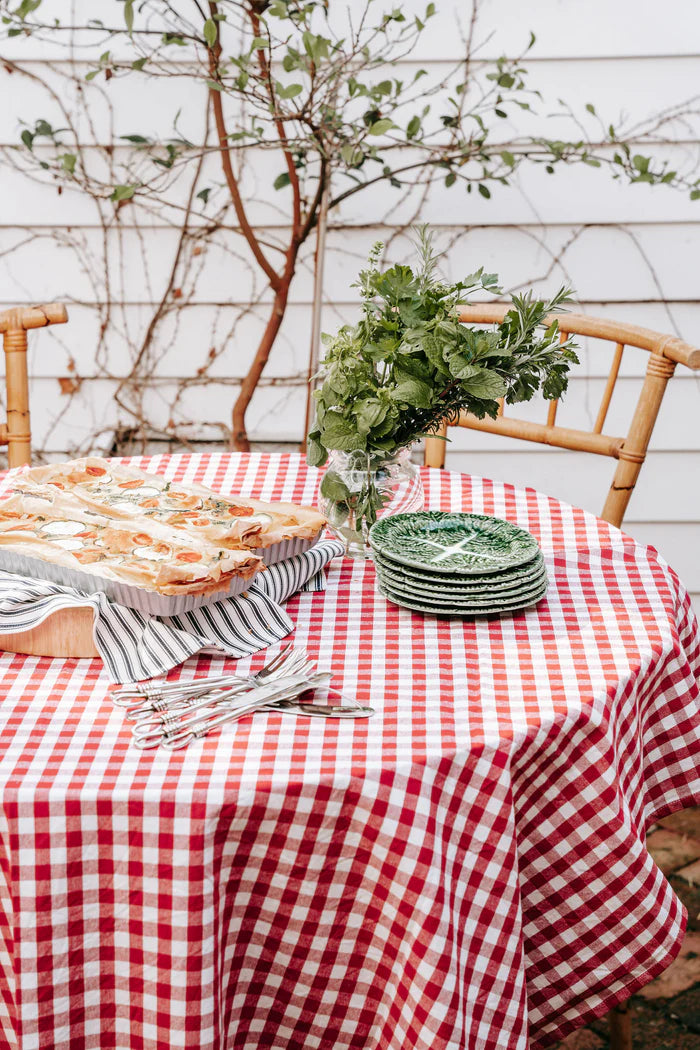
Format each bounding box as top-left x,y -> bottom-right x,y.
0,452 -> 698,1050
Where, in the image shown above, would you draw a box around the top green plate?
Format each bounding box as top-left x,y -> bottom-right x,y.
368,511 -> 541,575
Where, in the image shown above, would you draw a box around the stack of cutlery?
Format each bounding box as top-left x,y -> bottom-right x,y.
110,645 -> 374,750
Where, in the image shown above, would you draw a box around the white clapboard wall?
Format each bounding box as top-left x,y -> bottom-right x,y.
1,0 -> 699,610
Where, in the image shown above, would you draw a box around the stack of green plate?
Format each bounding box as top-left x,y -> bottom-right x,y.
368,511 -> 548,618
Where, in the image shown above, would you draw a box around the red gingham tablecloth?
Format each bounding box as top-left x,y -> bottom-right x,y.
0,452 -> 698,1050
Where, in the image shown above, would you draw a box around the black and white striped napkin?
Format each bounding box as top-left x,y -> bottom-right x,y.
0,539 -> 344,683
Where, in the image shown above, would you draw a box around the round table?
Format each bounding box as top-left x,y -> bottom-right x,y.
0,451 -> 698,1050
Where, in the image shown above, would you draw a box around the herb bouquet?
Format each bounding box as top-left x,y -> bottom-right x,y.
307,228 -> 579,556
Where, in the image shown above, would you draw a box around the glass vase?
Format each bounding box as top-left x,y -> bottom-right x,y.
318,447 -> 424,558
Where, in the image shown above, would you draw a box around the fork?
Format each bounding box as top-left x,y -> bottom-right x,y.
112,643 -> 301,713
158,673 -> 368,749
132,655 -> 319,733
132,673 -> 325,749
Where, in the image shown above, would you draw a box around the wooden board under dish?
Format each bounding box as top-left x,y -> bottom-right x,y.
0,606 -> 98,657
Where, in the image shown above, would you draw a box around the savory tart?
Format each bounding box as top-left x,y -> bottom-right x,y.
0,493 -> 262,596
17,458 -> 326,550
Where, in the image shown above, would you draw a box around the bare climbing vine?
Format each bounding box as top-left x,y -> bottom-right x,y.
0,0 -> 698,461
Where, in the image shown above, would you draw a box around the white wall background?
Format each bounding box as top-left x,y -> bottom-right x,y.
1,0 -> 699,609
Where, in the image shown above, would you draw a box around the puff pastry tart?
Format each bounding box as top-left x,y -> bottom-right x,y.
17,458 -> 325,551
2,458 -> 326,598
0,493 -> 262,596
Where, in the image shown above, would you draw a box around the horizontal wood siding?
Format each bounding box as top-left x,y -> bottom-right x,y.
1,0 -> 699,611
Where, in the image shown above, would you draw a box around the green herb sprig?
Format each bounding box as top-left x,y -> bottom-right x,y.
307,226 -> 579,468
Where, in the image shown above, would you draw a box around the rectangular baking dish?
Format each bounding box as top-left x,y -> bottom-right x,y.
0,535 -> 321,616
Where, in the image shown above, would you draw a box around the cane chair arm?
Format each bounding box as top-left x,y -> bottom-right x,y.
424,307 -> 700,528
0,303 -> 69,467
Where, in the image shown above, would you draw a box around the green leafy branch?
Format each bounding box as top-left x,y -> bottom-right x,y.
307,226 -> 579,469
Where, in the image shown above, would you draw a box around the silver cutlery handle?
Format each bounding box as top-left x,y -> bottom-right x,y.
158,677 -> 317,750
114,675 -> 249,709
126,681 -> 250,723
133,675 -> 315,749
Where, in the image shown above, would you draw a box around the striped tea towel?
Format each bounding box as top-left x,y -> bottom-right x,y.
0,539 -> 345,683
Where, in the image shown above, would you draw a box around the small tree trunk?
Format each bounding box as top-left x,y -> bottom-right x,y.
232,283 -> 291,451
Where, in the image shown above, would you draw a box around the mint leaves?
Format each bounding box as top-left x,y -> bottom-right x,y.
307,225 -> 579,468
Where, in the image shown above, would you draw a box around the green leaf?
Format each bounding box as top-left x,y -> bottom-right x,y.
273,171 -> 291,190
415,331 -> 450,374
206,79 -> 223,92
196,187 -> 211,204
690,189 -> 700,201
203,19 -> 217,47
13,0 -> 41,17
306,434 -> 328,468
406,115 -> 420,139
444,172 -> 456,187
110,184 -> 136,202
478,184 -> 491,199
319,411 -> 364,452
458,365 -> 507,399
325,369 -> 350,398
120,134 -> 149,144
389,375 -> 432,408
355,399 -> 388,434
341,143 -> 363,167
275,81 -> 303,100
368,118 -> 394,136
124,0 -> 134,33
131,57 -> 147,71
20,129 -> 33,150
251,36 -> 267,51
632,154 -> 650,173
301,31 -> 329,62
319,470 -> 350,503
500,150 -> 515,167
60,153 -> 76,174
585,102 -> 596,115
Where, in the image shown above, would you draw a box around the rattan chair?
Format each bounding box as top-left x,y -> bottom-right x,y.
0,303 -> 68,466
426,306 -> 700,1050
424,305 -> 700,528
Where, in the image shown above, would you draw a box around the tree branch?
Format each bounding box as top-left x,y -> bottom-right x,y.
299,156 -> 328,243
248,9 -> 302,238
207,3 -> 280,289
